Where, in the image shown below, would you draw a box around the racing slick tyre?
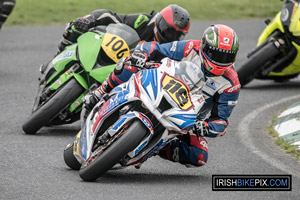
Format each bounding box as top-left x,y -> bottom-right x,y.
237,42 -> 281,87
64,143 -> 81,170
79,120 -> 148,182
22,79 -> 84,134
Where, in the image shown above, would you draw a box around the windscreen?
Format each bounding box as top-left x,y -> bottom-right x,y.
173,61 -> 205,91
106,23 -> 141,49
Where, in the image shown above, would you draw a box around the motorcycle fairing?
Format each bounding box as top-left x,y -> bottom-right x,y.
256,1 -> 300,77
46,44 -> 78,85
91,88 -> 131,134
135,68 -> 197,131
140,69 -> 159,100
107,112 -> 154,156
257,13 -> 284,46
89,64 -> 116,83
125,128 -> 176,166
77,32 -> 104,72
74,58 -> 203,166
168,113 -> 197,130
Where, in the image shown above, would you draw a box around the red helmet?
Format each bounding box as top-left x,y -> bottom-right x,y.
200,24 -> 239,76
154,5 -> 190,44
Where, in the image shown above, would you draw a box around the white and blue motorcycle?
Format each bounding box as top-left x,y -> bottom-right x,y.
63,58 -> 205,181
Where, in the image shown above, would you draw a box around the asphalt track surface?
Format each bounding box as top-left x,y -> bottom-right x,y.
0,20 -> 300,200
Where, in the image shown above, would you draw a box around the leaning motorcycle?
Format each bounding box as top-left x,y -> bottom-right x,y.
63,58 -> 205,181
237,0 -> 300,87
22,24 -> 140,134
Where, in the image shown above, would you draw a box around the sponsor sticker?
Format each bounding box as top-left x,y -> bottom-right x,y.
53,51 -> 74,63
170,41 -> 177,51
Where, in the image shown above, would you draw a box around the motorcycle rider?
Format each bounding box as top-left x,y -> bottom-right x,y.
0,0 -> 15,30
83,24 -> 240,167
58,4 -> 190,51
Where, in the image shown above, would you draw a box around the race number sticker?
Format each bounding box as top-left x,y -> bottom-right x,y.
161,73 -> 194,110
102,33 -> 130,63
73,130 -> 82,156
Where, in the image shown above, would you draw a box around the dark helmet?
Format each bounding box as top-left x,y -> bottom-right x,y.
154,4 -> 190,44
200,24 -> 239,76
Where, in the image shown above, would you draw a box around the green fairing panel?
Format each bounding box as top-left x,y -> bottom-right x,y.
46,45 -> 78,84
49,71 -> 88,91
89,64 -> 116,83
78,32 -> 104,71
52,44 -> 77,72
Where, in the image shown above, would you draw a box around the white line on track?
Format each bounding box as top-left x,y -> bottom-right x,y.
238,94 -> 300,178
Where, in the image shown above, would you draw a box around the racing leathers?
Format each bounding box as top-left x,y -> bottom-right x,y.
59,9 -> 158,51
89,40 -> 241,167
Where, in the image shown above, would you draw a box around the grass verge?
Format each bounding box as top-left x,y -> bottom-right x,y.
5,0 -> 284,26
266,116 -> 300,162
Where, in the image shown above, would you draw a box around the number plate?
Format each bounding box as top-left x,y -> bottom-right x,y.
161,73 -> 193,110
102,33 -> 130,62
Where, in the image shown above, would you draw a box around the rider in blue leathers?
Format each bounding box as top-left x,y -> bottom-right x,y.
83,24 -> 240,167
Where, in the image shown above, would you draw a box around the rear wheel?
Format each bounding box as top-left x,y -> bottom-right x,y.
237,42 -> 281,87
79,120 -> 148,182
22,79 -> 84,134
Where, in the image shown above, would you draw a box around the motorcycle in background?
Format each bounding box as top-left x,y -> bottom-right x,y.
22,24 -> 140,134
237,0 -> 300,87
63,58 -> 205,181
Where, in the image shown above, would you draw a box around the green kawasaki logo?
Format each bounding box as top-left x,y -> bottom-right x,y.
134,14 -> 149,29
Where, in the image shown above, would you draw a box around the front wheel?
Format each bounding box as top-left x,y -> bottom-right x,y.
64,143 -> 81,170
79,120 -> 148,182
237,42 -> 281,87
22,79 -> 84,134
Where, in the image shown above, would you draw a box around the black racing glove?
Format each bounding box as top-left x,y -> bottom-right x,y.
127,51 -> 148,68
192,120 -> 209,138
73,15 -> 95,33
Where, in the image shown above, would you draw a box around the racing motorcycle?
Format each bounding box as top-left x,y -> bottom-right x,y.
237,0 -> 300,87
63,58 -> 205,181
22,23 -> 140,134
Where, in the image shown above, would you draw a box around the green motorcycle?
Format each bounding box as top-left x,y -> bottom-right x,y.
22,24 -> 140,134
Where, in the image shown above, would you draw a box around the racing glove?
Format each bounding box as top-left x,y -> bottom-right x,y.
127,51 -> 148,68
191,120 -> 209,138
73,15 -> 95,33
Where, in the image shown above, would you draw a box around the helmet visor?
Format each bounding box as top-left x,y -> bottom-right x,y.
202,44 -> 237,66
156,17 -> 186,43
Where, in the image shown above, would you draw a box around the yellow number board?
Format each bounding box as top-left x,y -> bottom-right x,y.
73,130 -> 82,156
102,33 -> 130,63
161,73 -> 193,110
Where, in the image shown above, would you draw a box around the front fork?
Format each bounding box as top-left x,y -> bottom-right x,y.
249,31 -> 296,76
